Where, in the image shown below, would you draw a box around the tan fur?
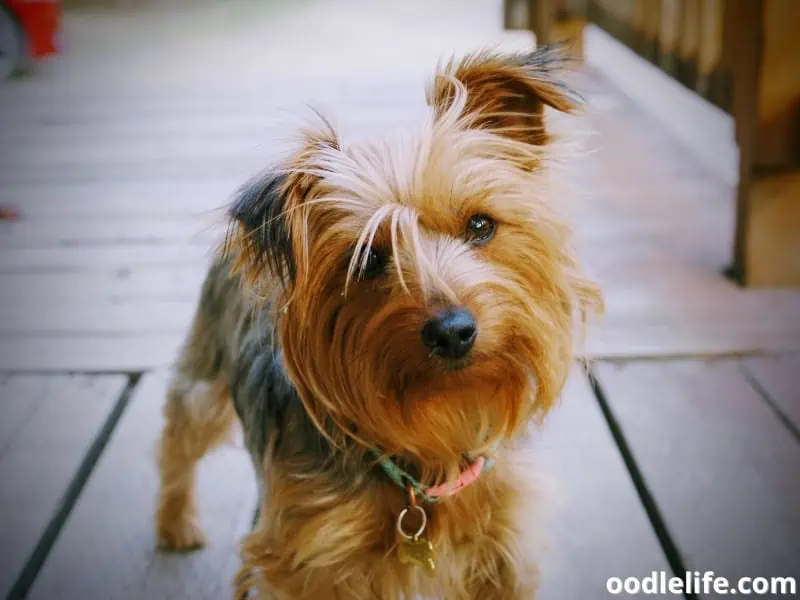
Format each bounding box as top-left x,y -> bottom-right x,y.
156,47 -> 603,600
236,451 -> 543,599
156,305 -> 240,550
156,376 -> 236,550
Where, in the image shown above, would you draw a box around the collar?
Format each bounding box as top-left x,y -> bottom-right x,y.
374,452 -> 495,504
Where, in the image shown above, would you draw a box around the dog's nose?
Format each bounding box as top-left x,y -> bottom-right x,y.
421,309 -> 477,360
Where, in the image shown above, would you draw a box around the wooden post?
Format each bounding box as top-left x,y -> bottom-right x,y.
504,0 -> 524,29
526,0 -> 587,57
677,0 -> 700,88
504,0 -> 515,29
657,0 -> 683,76
642,0 -> 663,63
729,0 -> 800,287
528,0 -> 557,46
696,0 -> 727,108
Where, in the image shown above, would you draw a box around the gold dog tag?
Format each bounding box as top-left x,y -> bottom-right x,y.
398,537 -> 436,576
396,503 -> 436,577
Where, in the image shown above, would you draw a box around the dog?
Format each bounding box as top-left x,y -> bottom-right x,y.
154,45 -> 602,599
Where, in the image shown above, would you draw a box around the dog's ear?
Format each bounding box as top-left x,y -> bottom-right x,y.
225,118 -> 340,293
427,44 -> 582,147
226,171 -> 296,290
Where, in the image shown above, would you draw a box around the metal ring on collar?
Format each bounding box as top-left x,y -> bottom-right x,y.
396,505 -> 427,540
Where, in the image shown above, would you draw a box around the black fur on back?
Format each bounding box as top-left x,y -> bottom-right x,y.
184,255 -> 330,471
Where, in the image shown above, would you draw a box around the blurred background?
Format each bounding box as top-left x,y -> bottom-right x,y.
0,1 -> 797,599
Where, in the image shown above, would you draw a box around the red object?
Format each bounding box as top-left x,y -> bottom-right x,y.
4,0 -> 61,58
0,206 -> 20,220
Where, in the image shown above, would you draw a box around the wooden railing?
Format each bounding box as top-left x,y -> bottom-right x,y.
506,0 -> 800,288
587,0 -> 731,113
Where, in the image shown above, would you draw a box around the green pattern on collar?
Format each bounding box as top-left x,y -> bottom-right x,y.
372,451 -> 495,504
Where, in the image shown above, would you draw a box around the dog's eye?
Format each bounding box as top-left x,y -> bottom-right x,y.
356,247 -> 388,280
465,214 -> 496,245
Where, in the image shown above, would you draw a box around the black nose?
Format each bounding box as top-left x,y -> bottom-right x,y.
421,309 -> 477,360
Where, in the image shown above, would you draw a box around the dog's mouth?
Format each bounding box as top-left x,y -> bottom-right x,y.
435,354 -> 474,372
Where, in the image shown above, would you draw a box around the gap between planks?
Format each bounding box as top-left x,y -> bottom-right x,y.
592,358 -> 800,593
0,374 -> 137,600
27,371 -> 256,600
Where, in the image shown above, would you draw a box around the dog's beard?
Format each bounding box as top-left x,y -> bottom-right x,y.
278,290 -> 553,484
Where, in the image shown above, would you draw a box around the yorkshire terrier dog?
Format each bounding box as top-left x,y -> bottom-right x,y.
155,46 -> 601,599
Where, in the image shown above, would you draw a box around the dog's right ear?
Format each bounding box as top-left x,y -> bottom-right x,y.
225,115 -> 341,293
226,171 -> 296,291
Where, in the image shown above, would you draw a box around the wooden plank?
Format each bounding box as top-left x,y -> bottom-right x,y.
0,245 -> 212,272
0,300 -> 195,336
0,374 -> 126,599
585,320 -> 800,360
0,157 -> 262,186
0,377 -> 50,460
0,88 -> 423,125
0,111 -> 424,176
594,360 -> 800,591
2,138 -> 277,169
0,269 -> 207,302
2,182 -> 239,218
595,274 -> 800,319
741,353 -> 800,434
0,118 -> 280,147
579,257 -> 800,357
536,370 -> 670,599
0,218 -> 222,248
589,267 -> 800,324
29,372 -> 256,600
0,107 -> 423,143
0,336 -> 184,372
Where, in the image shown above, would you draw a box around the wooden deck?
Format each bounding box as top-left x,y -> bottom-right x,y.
0,1 -> 798,598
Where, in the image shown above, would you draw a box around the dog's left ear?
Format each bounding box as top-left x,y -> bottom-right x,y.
427,44 -> 582,148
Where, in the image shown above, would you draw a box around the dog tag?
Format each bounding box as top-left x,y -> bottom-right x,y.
396,504 -> 436,577
398,537 -> 436,576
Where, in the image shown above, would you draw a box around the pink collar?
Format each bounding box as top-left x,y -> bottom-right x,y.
376,452 -> 493,503
424,456 -> 487,498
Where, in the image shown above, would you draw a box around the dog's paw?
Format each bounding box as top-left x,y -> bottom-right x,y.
156,518 -> 207,552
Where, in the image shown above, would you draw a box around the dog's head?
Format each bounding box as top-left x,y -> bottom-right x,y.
226,47 -> 602,472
